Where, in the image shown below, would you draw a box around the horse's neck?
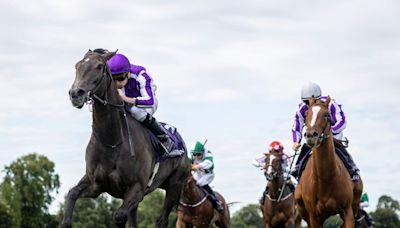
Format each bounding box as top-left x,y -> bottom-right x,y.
312,135 -> 339,183
92,89 -> 124,147
183,182 -> 205,203
268,173 -> 284,198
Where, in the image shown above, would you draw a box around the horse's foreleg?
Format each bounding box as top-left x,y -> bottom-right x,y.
156,182 -> 184,228
176,215 -> 187,228
62,175 -> 102,228
114,184 -> 144,228
341,207 -> 355,228
127,206 -> 138,228
309,215 -> 323,228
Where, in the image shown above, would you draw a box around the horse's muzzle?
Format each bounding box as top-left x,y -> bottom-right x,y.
304,130 -> 319,147
69,88 -> 87,109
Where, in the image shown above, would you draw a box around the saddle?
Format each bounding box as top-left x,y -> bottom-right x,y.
297,140 -> 359,182
147,123 -> 186,161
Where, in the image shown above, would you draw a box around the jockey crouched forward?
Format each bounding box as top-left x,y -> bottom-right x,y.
291,82 -> 360,181
105,51 -> 174,155
190,141 -> 224,213
252,141 -> 297,205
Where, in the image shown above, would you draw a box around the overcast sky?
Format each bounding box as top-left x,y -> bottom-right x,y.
1,0 -> 399,214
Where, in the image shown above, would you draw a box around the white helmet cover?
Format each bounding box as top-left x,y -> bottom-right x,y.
301,82 -> 322,100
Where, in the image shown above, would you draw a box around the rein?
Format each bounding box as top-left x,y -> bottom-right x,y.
179,194 -> 208,208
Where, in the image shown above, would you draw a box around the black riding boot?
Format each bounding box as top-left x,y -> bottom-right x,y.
202,185 -> 224,213
333,140 -> 360,181
259,186 -> 268,205
141,114 -> 174,155
291,144 -> 310,178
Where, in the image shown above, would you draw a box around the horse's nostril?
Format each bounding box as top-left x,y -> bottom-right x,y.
77,89 -> 85,96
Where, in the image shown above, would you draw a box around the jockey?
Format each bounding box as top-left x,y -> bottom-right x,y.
291,82 -> 359,180
360,192 -> 375,227
252,141 -> 297,205
106,53 -> 174,155
190,141 -> 224,213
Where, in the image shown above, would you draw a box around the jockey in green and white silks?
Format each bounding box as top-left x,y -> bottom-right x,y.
190,141 -> 215,187
190,141 -> 224,213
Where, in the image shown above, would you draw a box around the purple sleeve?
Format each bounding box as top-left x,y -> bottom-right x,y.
292,103 -> 307,143
329,99 -> 346,134
135,71 -> 155,106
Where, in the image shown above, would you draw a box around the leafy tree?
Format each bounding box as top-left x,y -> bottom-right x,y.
371,195 -> 400,228
0,153 -> 60,228
58,193 -> 121,228
231,204 -> 264,228
0,198 -> 13,228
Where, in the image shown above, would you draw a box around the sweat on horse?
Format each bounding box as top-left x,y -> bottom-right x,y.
63,50 -> 190,228
294,97 -> 363,227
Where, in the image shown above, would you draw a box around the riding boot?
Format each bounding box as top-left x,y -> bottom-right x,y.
361,209 -> 375,227
334,144 -> 360,181
202,185 -> 224,213
141,114 -> 174,155
259,186 -> 269,205
291,144 -> 310,178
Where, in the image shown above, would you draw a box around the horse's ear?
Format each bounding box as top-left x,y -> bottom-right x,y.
102,50 -> 117,61
325,96 -> 331,107
309,97 -> 316,106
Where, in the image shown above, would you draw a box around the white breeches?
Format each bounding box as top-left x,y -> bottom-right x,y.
193,172 -> 214,187
129,99 -> 158,122
333,132 -> 344,140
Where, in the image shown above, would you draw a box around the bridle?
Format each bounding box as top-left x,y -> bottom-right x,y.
84,54 -> 125,109
80,53 -> 135,156
308,104 -> 332,148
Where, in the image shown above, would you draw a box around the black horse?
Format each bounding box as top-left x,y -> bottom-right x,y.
64,50 -> 190,228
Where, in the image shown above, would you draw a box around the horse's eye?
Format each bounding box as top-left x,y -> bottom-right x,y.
96,64 -> 104,70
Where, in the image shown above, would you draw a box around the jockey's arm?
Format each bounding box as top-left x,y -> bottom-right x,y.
292,103 -> 307,147
198,159 -> 213,170
135,71 -> 155,107
329,100 -> 347,135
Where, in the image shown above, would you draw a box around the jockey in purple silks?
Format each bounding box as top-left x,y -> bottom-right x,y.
291,82 -> 359,181
106,52 -> 174,155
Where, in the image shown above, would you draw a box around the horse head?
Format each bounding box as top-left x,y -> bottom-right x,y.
69,50 -> 116,108
304,96 -> 332,148
264,152 -> 284,181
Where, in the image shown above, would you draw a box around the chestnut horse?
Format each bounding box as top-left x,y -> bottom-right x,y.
261,152 -> 296,228
295,97 -> 363,227
176,175 -> 230,228
64,51 -> 190,228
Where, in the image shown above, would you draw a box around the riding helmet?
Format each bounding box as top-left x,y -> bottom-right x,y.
268,141 -> 284,153
190,141 -> 205,155
107,53 -> 131,75
301,82 -> 321,101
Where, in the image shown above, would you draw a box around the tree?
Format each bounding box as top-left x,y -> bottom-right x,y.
0,153 -> 60,228
58,193 -> 121,228
231,204 -> 264,228
0,198 -> 12,228
371,195 -> 400,228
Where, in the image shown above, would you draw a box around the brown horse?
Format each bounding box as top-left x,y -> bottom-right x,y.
176,175 -> 230,228
295,97 -> 363,227
64,50 -> 190,228
261,152 -> 296,228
